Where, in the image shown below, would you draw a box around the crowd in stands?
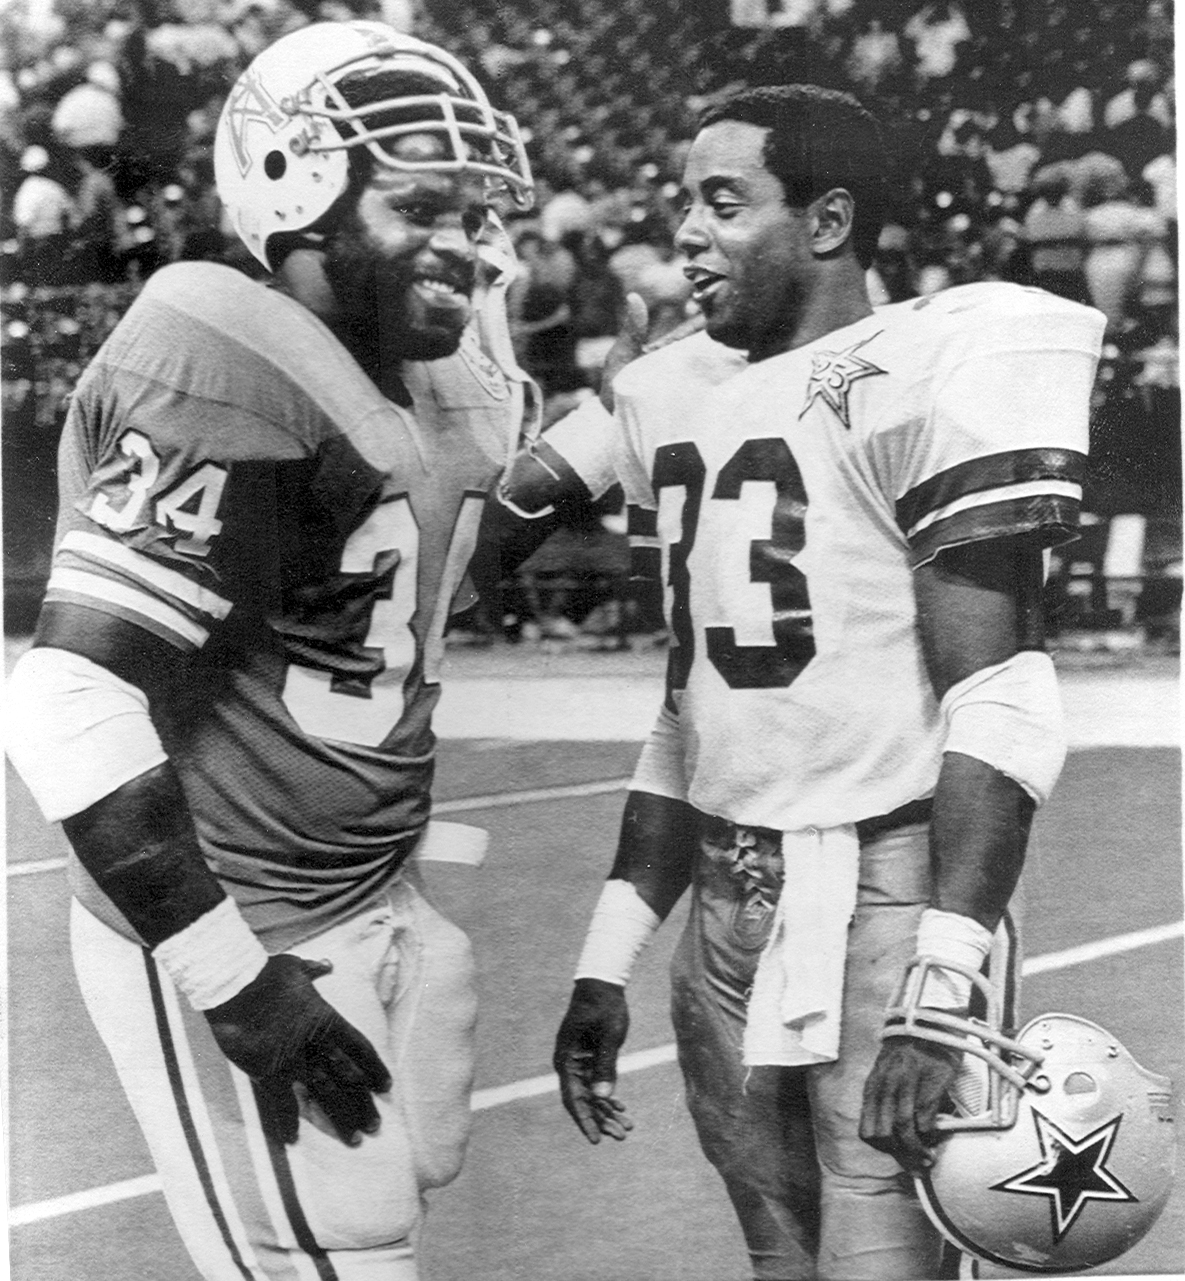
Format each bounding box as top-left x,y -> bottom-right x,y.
1,0 -> 1178,644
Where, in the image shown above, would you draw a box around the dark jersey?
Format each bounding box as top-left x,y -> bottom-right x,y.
48,262 -> 518,947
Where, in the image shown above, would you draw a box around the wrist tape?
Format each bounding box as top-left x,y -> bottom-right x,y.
574,879 -> 661,987
913,908 -> 993,1010
152,896 -> 269,1010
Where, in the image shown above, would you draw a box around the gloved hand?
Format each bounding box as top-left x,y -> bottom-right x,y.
553,977 -> 633,1143
204,955 -> 392,1146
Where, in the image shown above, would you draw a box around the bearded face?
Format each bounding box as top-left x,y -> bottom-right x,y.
322,133 -> 487,364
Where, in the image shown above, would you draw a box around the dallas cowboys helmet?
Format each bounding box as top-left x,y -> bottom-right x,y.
883,957 -> 1176,1273
214,20 -> 534,270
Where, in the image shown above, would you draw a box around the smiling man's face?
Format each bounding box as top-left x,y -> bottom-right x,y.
324,132 -> 488,362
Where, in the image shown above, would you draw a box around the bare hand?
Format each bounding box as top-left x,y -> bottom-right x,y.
205,955 -> 392,1146
859,1035 -> 963,1173
553,977 -> 633,1143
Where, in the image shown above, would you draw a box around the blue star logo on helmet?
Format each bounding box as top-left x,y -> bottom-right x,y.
992,1110 -> 1138,1243
799,332 -> 886,430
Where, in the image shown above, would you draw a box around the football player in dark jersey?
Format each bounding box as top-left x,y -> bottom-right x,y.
7,21 -> 540,1281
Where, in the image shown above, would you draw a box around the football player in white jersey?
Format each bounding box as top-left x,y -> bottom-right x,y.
6,22 -> 541,1281
522,86 -> 1105,1280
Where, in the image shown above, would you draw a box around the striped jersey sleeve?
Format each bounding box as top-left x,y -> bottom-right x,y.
889,291 -> 1104,566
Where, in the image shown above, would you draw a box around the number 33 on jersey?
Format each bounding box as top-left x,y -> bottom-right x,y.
611,283 -> 1104,833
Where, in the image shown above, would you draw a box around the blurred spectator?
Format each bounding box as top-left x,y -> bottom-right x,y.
51,74 -> 123,150
1141,151 -> 1176,222
606,221 -> 689,342
904,2 -> 970,82
1022,164 -> 1090,306
866,222 -> 917,304
12,143 -> 76,284
982,113 -> 1041,204
1080,164 -> 1166,332
1103,59 -> 1173,128
846,20 -> 903,94
540,185 -> 594,244
1102,75 -> 1174,179
223,0 -> 309,59
981,215 -> 1032,284
508,226 -> 583,394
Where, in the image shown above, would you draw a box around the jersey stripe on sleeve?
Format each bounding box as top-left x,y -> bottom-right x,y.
896,447 -> 1087,566
46,530 -> 233,650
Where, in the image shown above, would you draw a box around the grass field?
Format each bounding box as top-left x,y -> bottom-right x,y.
5,641 -> 1182,1281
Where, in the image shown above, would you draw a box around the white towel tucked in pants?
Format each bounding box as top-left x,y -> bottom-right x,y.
742,824 -> 861,1067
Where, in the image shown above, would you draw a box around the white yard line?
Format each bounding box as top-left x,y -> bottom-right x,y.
431,673 -> 1181,746
10,920 -> 1182,1229
6,779 -> 636,879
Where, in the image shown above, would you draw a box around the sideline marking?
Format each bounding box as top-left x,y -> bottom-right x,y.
10,921 -> 1183,1229
5,779 -> 635,879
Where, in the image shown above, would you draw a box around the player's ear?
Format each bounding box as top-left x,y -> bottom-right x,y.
810,188 -> 856,257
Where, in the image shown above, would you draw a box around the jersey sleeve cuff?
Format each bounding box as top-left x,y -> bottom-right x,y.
541,393 -> 618,501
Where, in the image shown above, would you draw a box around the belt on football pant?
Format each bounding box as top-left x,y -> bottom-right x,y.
699,797 -> 934,850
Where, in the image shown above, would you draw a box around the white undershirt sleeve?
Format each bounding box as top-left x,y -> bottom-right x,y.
629,703 -> 689,803
541,394 -> 620,502
6,646 -> 168,822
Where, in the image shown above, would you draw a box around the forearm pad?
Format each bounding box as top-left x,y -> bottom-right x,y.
62,761 -> 226,948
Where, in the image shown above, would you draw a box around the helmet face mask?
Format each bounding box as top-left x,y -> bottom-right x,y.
214,21 -> 533,270
885,959 -> 1177,1273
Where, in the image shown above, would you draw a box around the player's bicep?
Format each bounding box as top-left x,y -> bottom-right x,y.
913,535 -> 1046,698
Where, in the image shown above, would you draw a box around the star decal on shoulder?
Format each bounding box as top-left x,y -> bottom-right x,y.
992,1110 -> 1137,1243
799,331 -> 887,430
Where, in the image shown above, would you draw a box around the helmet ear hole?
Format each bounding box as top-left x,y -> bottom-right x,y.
264,151 -> 287,180
1063,1069 -> 1098,1095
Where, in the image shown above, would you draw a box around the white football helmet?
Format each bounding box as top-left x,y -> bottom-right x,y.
884,957 -> 1176,1273
214,21 -> 533,270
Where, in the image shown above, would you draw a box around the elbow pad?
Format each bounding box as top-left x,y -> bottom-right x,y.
940,650 -> 1066,806
6,646 -> 167,821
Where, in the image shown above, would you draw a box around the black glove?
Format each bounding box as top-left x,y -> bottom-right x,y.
553,977 -> 633,1143
204,955 -> 392,1146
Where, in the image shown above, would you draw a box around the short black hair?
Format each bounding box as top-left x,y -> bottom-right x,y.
698,85 -> 890,269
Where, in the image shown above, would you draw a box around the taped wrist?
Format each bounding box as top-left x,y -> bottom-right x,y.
913,907 -> 993,1010
940,650 -> 1065,805
153,896 -> 269,1010
574,879 -> 660,987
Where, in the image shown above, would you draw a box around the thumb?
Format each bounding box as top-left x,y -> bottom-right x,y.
621,292 -> 649,349
299,957 -> 334,981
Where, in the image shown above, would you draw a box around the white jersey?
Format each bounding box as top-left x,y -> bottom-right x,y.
601,284 -> 1104,830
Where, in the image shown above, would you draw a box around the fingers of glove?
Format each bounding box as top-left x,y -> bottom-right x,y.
302,1061 -> 383,1146
254,1077 -> 301,1146
310,1013 -> 393,1095
298,956 -> 334,982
